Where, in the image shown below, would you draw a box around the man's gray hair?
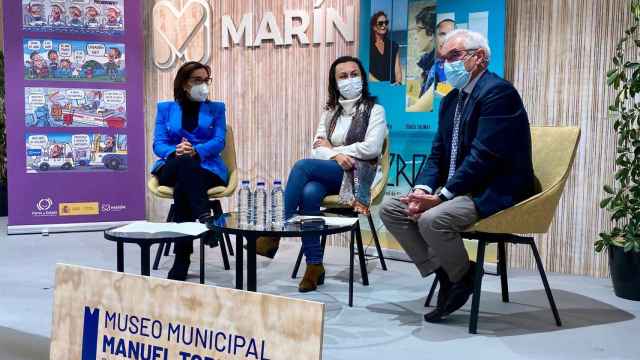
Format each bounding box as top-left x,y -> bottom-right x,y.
443,29 -> 491,63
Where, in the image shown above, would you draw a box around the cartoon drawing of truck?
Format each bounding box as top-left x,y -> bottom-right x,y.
61,108 -> 125,128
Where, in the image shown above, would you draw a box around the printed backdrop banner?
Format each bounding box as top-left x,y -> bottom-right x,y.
4,0 -> 145,231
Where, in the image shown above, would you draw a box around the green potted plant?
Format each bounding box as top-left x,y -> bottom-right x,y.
0,50 -> 7,217
597,0 -> 640,301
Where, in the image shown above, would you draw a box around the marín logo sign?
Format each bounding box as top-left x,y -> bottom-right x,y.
152,0 -> 354,69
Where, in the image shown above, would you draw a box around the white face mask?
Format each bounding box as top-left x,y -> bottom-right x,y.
188,83 -> 208,102
337,77 -> 363,100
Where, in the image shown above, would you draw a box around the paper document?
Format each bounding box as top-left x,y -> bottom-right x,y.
111,221 -> 208,236
286,216 -> 358,227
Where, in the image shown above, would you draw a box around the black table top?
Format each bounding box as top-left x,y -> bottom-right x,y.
207,212 -> 357,237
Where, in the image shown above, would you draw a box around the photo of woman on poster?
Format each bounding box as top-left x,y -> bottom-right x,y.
369,11 -> 403,84
405,0 -> 436,111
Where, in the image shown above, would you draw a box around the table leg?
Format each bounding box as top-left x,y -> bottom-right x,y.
140,244 -> 151,276
117,241 -> 124,272
235,234 -> 243,290
246,235 -> 257,292
200,237 -> 205,285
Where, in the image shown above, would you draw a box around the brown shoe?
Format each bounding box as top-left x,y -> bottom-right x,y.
298,264 -> 325,293
255,236 -> 280,258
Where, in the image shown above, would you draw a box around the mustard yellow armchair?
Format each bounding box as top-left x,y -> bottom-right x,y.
148,125 -> 239,271
426,126 -> 581,334
291,137 -> 390,307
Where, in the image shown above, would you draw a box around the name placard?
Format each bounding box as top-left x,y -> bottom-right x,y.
50,264 -> 324,360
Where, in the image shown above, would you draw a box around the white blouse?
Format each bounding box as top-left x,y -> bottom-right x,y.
311,96 -> 388,161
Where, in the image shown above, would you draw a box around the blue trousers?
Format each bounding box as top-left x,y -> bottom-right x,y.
285,159 -> 343,264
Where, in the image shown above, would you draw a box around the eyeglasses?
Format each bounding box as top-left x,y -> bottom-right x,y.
442,48 -> 478,63
189,77 -> 212,85
376,20 -> 389,27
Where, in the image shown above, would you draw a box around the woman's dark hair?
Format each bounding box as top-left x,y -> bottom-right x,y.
415,6 -> 436,36
173,61 -> 211,102
370,11 -> 388,46
325,56 -> 376,111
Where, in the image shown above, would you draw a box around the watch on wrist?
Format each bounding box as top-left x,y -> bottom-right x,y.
438,192 -> 448,202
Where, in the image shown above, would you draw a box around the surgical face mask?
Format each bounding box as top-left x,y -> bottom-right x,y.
444,60 -> 471,89
337,77 -> 363,100
188,83 -> 209,102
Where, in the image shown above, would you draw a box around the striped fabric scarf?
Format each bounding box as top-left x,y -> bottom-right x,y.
327,99 -> 378,212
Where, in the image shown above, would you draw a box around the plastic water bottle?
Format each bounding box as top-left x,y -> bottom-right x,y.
253,181 -> 268,229
271,180 -> 285,227
237,180 -> 252,226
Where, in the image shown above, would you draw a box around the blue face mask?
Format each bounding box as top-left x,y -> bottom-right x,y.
444,60 -> 471,89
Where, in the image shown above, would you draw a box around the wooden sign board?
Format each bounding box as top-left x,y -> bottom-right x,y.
50,264 -> 324,360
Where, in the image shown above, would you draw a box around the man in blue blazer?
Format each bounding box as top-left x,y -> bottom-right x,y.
380,29 -> 535,323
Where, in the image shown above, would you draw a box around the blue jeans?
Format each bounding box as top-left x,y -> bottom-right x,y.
285,159 -> 343,264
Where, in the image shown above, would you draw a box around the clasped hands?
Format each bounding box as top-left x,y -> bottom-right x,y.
313,136 -> 355,170
176,137 -> 196,157
400,189 -> 442,221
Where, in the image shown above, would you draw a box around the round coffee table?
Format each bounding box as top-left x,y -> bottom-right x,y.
104,227 -> 207,283
208,212 -> 360,304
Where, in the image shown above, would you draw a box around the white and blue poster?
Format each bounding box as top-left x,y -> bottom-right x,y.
360,0 -> 506,196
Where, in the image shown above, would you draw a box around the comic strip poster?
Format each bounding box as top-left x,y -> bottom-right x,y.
23,39 -> 126,82
4,0 -> 143,231
25,133 -> 127,173
22,0 -> 125,34
25,87 -> 127,128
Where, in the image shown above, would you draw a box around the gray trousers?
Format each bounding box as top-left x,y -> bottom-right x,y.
380,196 -> 479,282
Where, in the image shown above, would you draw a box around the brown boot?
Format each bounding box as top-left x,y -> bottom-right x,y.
298,264 -> 325,293
255,236 -> 280,258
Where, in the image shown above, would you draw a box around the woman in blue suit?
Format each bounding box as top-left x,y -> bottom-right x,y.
152,61 -> 228,281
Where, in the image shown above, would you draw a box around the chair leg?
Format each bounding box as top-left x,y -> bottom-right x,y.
218,232 -> 231,270
225,233 -> 234,256
529,239 -> 562,327
425,273 -> 439,307
349,228 -> 355,307
355,222 -> 369,286
209,199 -> 234,256
469,240 -> 487,334
291,245 -> 304,279
367,213 -> 388,271
152,243 -> 164,271
498,240 -> 509,303
153,203 -> 176,270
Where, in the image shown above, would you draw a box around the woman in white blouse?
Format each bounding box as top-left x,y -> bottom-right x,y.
256,56 -> 388,292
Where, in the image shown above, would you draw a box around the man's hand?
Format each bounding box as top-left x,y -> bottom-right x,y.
400,191 -> 442,220
333,154 -> 355,170
313,137 -> 332,149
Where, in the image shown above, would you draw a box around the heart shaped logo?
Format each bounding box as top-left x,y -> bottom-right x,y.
152,0 -> 212,69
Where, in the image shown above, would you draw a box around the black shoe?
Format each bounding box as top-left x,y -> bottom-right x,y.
167,254 -> 191,281
424,306 -> 449,323
442,261 -> 481,315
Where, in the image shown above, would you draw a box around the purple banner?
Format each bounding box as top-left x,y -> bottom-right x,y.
4,0 -> 144,229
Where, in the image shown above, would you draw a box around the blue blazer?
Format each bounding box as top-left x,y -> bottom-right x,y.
152,100 -> 228,183
416,71 -> 535,218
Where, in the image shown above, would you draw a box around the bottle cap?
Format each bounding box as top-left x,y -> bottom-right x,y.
273,180 -> 282,185
241,180 -> 250,184
257,181 -> 265,186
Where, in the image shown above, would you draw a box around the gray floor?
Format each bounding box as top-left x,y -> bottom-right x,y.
1,217 -> 639,360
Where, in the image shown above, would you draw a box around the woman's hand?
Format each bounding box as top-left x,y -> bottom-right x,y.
313,137 -> 332,149
176,138 -> 194,156
333,154 -> 355,170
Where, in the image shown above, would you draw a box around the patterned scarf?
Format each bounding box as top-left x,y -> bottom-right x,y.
327,99 -> 378,211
